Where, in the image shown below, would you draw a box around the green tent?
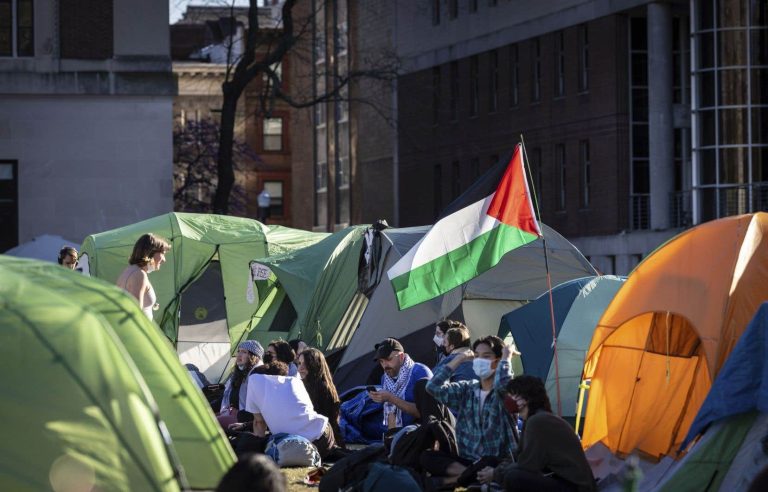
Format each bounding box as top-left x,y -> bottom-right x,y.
80,213 -> 325,381
246,226 -> 368,349
0,256 -> 234,489
0,255 -> 234,490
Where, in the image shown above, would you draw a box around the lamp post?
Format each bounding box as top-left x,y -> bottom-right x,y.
257,188 -> 271,223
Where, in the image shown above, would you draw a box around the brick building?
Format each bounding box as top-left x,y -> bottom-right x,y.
391,0 -> 765,274
172,5 -> 298,225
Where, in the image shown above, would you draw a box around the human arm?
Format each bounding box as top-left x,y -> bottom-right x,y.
125,269 -> 150,309
369,390 -> 420,419
494,345 -> 514,392
252,413 -> 267,437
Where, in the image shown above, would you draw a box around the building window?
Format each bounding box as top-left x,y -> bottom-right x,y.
580,140 -> 591,208
629,17 -> 649,230
433,164 -> 443,217
555,31 -> 565,97
488,0 -> 498,6
432,0 -> 440,25
578,24 -> 589,92
470,55 -> 479,117
452,161 -> 461,199
263,180 -> 284,217
532,38 -> 541,102
530,147 -> 542,199
489,49 -> 498,112
448,0 -> 458,20
471,157 -> 480,182
0,0 -> 33,57
263,117 -> 283,151
470,0 -> 478,14
432,66 -> 441,125
450,61 -> 459,121
556,144 -> 566,211
509,44 -> 519,107
0,160 -> 18,252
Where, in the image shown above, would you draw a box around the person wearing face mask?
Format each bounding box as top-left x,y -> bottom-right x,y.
433,320 -> 452,365
217,340 -> 264,429
297,348 -> 344,448
433,323 -> 477,384
115,233 -> 170,321
423,336 -> 518,487
480,376 -> 596,492
265,340 -> 298,377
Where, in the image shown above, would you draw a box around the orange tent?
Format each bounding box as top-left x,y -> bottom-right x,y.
581,213 -> 768,459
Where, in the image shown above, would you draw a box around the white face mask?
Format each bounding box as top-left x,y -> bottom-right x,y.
472,358 -> 494,379
236,363 -> 246,370
433,335 -> 444,347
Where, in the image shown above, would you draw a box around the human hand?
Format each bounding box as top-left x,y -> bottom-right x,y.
477,466 -> 495,484
456,349 -> 475,363
501,344 -> 520,361
368,390 -> 392,403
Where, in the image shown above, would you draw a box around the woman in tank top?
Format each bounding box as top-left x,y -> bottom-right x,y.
116,233 -> 171,321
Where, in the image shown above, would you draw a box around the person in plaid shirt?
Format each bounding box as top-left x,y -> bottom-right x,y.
424,335 -> 518,486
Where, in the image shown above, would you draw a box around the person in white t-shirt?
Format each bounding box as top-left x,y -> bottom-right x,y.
244,361 -> 335,458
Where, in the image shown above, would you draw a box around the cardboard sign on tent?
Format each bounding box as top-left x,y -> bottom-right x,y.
498,275 -> 625,417
80,212 -> 326,382
581,212 -> 768,460
334,223 -> 597,391
0,255 -> 234,490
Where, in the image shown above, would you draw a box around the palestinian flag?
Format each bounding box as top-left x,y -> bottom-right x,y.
388,144 -> 542,310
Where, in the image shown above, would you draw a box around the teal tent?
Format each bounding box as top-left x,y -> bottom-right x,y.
0,256 -> 237,490
499,275 -> 625,416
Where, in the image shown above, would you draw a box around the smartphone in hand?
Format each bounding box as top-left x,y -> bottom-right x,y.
366,385 -> 377,392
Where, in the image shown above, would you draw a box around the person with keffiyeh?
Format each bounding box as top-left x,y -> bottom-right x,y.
368,338 -> 433,428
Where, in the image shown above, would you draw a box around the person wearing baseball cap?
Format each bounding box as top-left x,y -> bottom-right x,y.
368,337 -> 433,429
217,339 -> 265,428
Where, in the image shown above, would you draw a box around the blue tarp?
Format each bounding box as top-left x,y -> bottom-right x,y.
681,302 -> 768,449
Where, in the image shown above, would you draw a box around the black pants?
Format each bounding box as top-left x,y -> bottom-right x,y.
414,378 -> 454,426
502,467 -> 577,492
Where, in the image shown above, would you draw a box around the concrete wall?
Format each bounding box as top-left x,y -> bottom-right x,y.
0,96 -> 173,243
114,0 -> 169,57
395,0 -> 651,72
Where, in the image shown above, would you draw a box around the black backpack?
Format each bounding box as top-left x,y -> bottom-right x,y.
318,444 -> 387,492
388,419 -> 459,470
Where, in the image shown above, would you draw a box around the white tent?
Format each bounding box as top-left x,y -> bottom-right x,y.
5,234 -> 80,263
332,223 -> 597,391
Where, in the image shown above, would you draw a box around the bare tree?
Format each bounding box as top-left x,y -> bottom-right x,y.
174,118 -> 255,216
212,0 -> 399,214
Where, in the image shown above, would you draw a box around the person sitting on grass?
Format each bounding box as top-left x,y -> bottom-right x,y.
424,336 -> 517,486
479,375 -> 596,492
297,347 -> 345,448
241,360 -> 335,459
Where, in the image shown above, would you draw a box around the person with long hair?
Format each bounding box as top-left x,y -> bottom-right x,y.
480,375 -> 596,491
297,348 -> 344,447
218,340 -> 264,428
116,233 -> 171,320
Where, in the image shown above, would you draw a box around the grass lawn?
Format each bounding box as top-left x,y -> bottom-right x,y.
281,467 -> 317,491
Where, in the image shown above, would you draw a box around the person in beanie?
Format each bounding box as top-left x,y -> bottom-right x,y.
217,340 -> 264,428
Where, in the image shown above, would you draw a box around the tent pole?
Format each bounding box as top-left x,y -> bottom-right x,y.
520,135 -> 563,416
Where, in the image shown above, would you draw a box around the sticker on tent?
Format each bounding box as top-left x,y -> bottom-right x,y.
251,263 -> 273,281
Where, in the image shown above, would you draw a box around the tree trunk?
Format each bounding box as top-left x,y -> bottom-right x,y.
213,82 -> 240,214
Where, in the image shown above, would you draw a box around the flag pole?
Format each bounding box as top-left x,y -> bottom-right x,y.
520,135 -> 563,417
